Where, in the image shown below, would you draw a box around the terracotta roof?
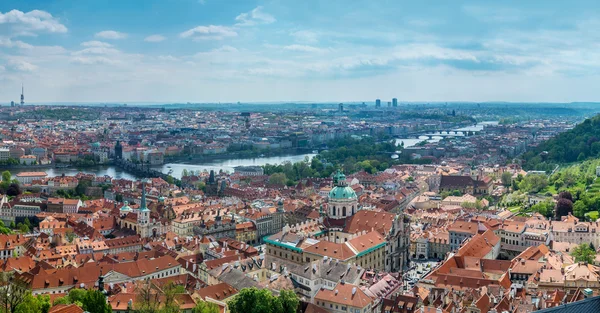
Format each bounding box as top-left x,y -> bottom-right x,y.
195,282 -> 238,301
48,304 -> 84,313
314,282 -> 373,309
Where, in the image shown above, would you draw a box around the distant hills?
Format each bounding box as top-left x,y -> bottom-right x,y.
523,114 -> 600,171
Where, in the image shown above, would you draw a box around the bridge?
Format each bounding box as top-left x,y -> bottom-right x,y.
419,130 -> 480,139
114,159 -> 181,184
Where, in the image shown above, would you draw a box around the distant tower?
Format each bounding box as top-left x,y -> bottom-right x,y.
20,84 -> 24,106
387,101 -> 391,107
137,179 -> 150,226
375,99 -> 381,107
339,103 -> 344,113
392,98 -> 398,107
10,101 -> 15,107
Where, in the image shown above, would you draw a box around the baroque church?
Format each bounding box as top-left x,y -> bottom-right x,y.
118,180 -> 169,238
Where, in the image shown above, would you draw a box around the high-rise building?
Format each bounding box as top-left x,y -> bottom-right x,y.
387,101 -> 391,107
392,98 -> 398,107
339,103 -> 344,112
375,99 -> 381,107
20,84 -> 24,106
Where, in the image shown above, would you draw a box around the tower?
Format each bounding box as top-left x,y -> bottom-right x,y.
375,99 -> 381,107
20,84 -> 24,106
339,103 -> 344,113
115,141 -> 123,159
392,98 -> 398,107
138,179 -> 150,228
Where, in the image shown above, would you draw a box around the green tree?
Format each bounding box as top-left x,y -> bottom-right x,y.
501,172 -> 512,187
182,169 -> 189,177
81,290 -> 111,313
166,176 -> 175,185
530,200 -> 555,218
268,173 -> 287,186
278,290 -> 299,313
571,243 -> 595,264
228,288 -> 280,313
193,301 -> 220,313
14,293 -> 51,313
67,289 -> 87,304
518,174 -> 548,193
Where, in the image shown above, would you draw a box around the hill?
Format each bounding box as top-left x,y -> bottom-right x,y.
522,114 -> 600,171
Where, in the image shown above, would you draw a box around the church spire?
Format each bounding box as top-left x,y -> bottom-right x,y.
140,179 -> 148,211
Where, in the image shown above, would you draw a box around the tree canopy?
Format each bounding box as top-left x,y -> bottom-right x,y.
522,115 -> 600,171
571,243 -> 595,264
228,288 -> 298,313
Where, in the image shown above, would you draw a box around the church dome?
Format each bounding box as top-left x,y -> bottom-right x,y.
120,201 -> 131,212
329,186 -> 357,200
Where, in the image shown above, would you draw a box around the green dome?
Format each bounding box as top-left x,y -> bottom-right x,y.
120,201 -> 131,212
328,186 -> 357,200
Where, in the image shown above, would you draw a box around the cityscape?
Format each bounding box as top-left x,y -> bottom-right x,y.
2,1 -> 600,313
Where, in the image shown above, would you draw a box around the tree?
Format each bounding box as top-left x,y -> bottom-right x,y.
571,243 -> 595,264
193,301 -> 220,313
0,272 -> 29,313
555,198 -> 574,220
135,280 -> 161,313
166,176 -> 175,185
501,172 -> 512,187
518,174 -> 548,193
268,173 -> 287,186
530,200 -> 555,218
65,231 -> 76,243
182,169 -> 189,177
6,183 -> 21,197
228,288 -> 298,313
278,290 -> 299,313
558,191 -> 573,202
115,194 -> 124,202
14,293 -> 51,313
228,288 -> 280,313
81,290 -> 110,313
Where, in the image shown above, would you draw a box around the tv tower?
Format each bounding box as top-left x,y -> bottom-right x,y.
20,84 -> 24,106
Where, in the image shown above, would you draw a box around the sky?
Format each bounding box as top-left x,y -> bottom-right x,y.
1,0 -> 600,103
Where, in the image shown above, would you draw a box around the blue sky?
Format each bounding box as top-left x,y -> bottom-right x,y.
1,0 -> 600,103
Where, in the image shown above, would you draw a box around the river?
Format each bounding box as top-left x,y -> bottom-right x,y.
394,121 -> 498,147
7,153 -> 317,180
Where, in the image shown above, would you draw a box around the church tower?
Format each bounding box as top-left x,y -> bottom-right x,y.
138,179 -> 150,233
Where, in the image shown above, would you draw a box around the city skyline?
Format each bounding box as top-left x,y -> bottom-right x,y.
2,0 -> 600,103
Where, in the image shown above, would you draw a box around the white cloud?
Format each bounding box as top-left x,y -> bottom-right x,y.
158,55 -> 179,61
213,45 -> 239,53
0,9 -> 67,36
72,56 -> 119,65
180,25 -> 237,40
145,34 -> 166,42
235,6 -> 275,27
0,36 -> 33,49
283,44 -> 327,53
95,30 -> 127,40
7,59 -> 37,72
81,40 -> 112,48
291,30 -> 318,44
73,46 -> 120,55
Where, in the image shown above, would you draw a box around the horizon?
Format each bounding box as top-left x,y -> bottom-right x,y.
2,0 -> 600,103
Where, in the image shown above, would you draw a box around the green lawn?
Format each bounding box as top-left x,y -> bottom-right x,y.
508,206 -> 522,213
